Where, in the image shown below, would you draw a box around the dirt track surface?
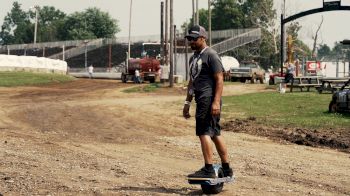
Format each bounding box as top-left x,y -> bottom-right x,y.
0,79 -> 349,195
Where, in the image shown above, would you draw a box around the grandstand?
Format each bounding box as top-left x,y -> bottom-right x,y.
0,28 -> 261,73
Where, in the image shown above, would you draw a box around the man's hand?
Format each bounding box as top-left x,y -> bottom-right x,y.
211,101 -> 221,116
183,104 -> 191,119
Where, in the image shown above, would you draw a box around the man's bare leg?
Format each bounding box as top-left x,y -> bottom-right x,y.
212,135 -> 229,163
199,135 -> 213,164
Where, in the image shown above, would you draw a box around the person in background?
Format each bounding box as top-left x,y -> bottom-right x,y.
134,69 -> 141,83
88,64 -> 94,79
284,62 -> 295,84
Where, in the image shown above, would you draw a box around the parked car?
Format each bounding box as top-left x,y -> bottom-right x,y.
229,61 -> 265,83
328,79 -> 350,113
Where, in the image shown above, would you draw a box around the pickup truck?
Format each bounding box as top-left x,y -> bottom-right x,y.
229,61 -> 265,83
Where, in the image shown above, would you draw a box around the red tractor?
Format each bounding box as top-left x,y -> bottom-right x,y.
121,57 -> 160,83
121,43 -> 161,83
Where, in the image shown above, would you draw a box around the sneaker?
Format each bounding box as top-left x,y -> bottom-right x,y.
223,167 -> 233,177
188,167 -> 216,179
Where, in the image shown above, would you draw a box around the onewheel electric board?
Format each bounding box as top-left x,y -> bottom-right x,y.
188,164 -> 235,194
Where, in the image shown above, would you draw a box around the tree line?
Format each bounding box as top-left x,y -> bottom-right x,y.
1,1 -> 347,69
0,2 -> 120,45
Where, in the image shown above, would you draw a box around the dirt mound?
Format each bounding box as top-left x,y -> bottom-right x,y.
222,118 -> 350,153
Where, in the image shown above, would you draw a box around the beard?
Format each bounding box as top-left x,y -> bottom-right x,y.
190,44 -> 199,51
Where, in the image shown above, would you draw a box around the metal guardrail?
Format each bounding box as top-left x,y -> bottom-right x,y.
47,39 -> 104,59
0,40 -> 90,52
212,28 -> 261,55
179,28 -> 259,40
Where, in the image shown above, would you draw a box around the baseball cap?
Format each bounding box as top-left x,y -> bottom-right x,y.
185,25 -> 207,39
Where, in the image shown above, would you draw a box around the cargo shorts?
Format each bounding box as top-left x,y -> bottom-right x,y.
195,96 -> 221,137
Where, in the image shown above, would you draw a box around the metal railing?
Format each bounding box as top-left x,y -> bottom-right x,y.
0,40 -> 92,52
47,39 -> 104,60
212,28 -> 261,55
1,28 -> 261,61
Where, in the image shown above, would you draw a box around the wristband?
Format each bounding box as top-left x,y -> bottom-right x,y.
184,100 -> 191,105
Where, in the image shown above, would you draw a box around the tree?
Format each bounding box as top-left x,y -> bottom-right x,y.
0,2 -> 30,44
59,8 -> 120,40
30,6 -> 66,42
293,39 -> 311,60
1,3 -> 121,44
285,21 -> 311,60
211,0 -> 245,30
194,0 -> 280,68
242,0 -> 276,29
311,16 -> 324,58
0,2 -> 66,44
242,0 -> 278,68
286,21 -> 301,39
317,44 -> 331,59
330,42 -> 350,60
181,8 -> 209,34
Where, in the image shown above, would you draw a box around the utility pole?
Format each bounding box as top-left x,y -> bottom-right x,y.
30,5 -> 39,44
165,0 -> 169,66
196,0 -> 199,25
280,0 -> 287,75
108,44 -> 112,71
208,0 -> 212,46
127,0 -> 133,73
192,0 -> 195,25
34,6 -> 39,44
185,27 -> 189,81
174,25 -> 177,75
169,0 -> 174,87
84,41 -> 88,71
160,1 -> 164,65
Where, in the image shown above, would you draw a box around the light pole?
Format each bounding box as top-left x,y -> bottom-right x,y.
127,0 -> 133,73
84,40 -> 88,71
30,5 -> 40,44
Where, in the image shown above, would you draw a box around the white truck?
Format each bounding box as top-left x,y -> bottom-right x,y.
229,61 -> 265,83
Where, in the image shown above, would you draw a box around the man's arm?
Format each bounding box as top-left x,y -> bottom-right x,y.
183,79 -> 194,119
212,72 -> 223,116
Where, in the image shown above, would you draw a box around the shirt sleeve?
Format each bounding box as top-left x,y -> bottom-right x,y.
208,51 -> 224,73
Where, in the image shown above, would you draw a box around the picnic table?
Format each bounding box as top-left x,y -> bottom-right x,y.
288,76 -> 322,92
316,78 -> 350,94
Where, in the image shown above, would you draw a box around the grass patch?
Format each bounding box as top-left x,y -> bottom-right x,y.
222,92 -> 350,129
123,83 -> 161,93
0,71 -> 75,87
224,81 -> 240,85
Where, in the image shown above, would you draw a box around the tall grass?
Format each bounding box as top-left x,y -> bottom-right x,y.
0,71 -> 74,87
122,83 -> 161,93
222,92 -> 350,129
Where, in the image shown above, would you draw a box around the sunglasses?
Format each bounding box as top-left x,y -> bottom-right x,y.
186,37 -> 200,41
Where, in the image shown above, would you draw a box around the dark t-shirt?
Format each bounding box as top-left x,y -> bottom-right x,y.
189,47 -> 224,100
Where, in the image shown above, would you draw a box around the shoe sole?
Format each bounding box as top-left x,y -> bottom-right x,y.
187,177 -> 216,180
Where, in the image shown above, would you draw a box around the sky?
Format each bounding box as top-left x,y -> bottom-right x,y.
1,0 -> 350,48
